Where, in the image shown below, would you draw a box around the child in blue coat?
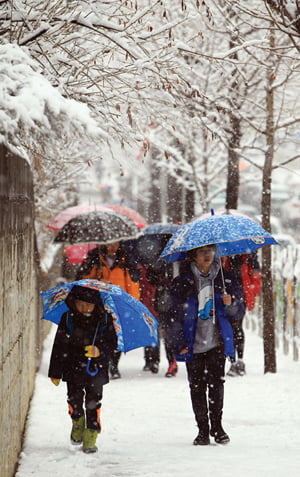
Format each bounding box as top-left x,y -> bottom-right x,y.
166,245 -> 244,446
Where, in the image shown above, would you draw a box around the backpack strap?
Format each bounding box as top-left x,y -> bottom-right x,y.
66,311 -> 74,336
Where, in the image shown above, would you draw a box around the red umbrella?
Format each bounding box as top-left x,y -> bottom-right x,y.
47,204 -> 110,231
104,204 -> 147,229
64,244 -> 98,264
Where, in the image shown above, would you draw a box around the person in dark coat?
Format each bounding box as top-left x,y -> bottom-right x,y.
166,244 -> 244,446
143,260 -> 178,377
48,285 -> 117,453
76,242 -> 140,380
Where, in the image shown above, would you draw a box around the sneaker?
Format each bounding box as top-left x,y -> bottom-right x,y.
210,426 -> 230,444
70,415 -> 85,445
165,359 -> 178,378
143,363 -> 151,371
193,431 -> 210,446
150,362 -> 159,374
82,428 -> 98,454
110,366 -> 121,379
227,362 -> 238,377
235,359 -> 246,376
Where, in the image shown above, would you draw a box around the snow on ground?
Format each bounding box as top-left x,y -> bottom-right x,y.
16,324 -> 300,477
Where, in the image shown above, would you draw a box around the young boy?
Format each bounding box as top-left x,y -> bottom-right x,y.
166,245 -> 240,446
76,241 -> 140,379
48,285 -> 117,453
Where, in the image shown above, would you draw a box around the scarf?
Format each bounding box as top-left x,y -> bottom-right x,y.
191,259 -> 221,353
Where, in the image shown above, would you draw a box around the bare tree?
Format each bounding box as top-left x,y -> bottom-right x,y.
264,1 -> 300,49
261,28 -> 277,373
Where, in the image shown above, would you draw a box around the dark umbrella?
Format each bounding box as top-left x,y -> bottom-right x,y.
142,223 -> 179,235
123,222 -> 180,266
54,210 -> 140,245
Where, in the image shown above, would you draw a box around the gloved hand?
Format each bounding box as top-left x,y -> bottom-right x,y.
50,378 -> 61,386
84,345 -> 100,358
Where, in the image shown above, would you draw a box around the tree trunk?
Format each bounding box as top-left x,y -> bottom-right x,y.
185,188 -> 195,223
148,149 -> 161,223
261,29 -> 276,374
167,173 -> 183,224
225,38 -> 241,211
226,113 -> 241,210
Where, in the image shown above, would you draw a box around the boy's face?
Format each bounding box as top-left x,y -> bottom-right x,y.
193,245 -> 216,273
75,299 -> 96,316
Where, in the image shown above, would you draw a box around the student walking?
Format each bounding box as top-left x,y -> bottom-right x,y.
48,285 -> 117,453
166,245 -> 243,446
76,241 -> 140,379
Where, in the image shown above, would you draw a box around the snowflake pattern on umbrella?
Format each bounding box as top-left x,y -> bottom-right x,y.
160,212 -> 278,263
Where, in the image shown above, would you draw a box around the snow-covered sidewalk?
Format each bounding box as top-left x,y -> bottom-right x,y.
16,325 -> 300,477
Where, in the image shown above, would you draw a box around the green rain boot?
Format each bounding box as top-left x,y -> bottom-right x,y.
82,428 -> 98,454
70,415 -> 85,445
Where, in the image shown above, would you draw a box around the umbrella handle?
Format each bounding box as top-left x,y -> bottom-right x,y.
219,258 -> 227,294
85,321 -> 101,376
86,358 -> 99,376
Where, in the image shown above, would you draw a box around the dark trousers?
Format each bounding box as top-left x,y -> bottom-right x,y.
144,345 -> 160,364
67,382 -> 103,431
110,349 -> 122,368
186,346 -> 226,431
144,340 -> 175,365
230,319 -> 245,360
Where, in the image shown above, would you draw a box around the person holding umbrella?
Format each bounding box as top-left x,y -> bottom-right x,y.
142,259 -> 178,377
48,285 -> 117,454
165,244 -> 244,446
76,241 -> 140,379
126,224 -> 180,377
161,211 -> 276,443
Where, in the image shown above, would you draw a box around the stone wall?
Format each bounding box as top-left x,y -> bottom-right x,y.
0,144 -> 47,477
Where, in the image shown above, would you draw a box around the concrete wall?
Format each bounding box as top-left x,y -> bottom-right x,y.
0,144 -> 45,477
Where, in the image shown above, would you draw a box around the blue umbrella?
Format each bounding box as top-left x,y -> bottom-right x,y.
160,212 -> 278,263
41,279 -> 159,353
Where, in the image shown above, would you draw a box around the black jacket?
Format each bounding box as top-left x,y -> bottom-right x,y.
48,307 -> 117,386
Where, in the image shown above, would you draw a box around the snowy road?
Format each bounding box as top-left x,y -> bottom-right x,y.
16,325 -> 300,477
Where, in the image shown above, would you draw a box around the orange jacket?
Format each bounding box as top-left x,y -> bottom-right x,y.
80,254 -> 140,300
100,255 -> 140,300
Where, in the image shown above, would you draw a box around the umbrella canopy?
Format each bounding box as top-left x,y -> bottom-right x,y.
124,222 -> 180,266
41,279 -> 158,353
48,204 -> 147,231
47,204 -> 110,231
64,244 -> 98,264
54,210 -> 141,245
104,204 -> 147,229
140,223 -> 179,235
160,212 -> 278,263
198,208 -> 256,220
